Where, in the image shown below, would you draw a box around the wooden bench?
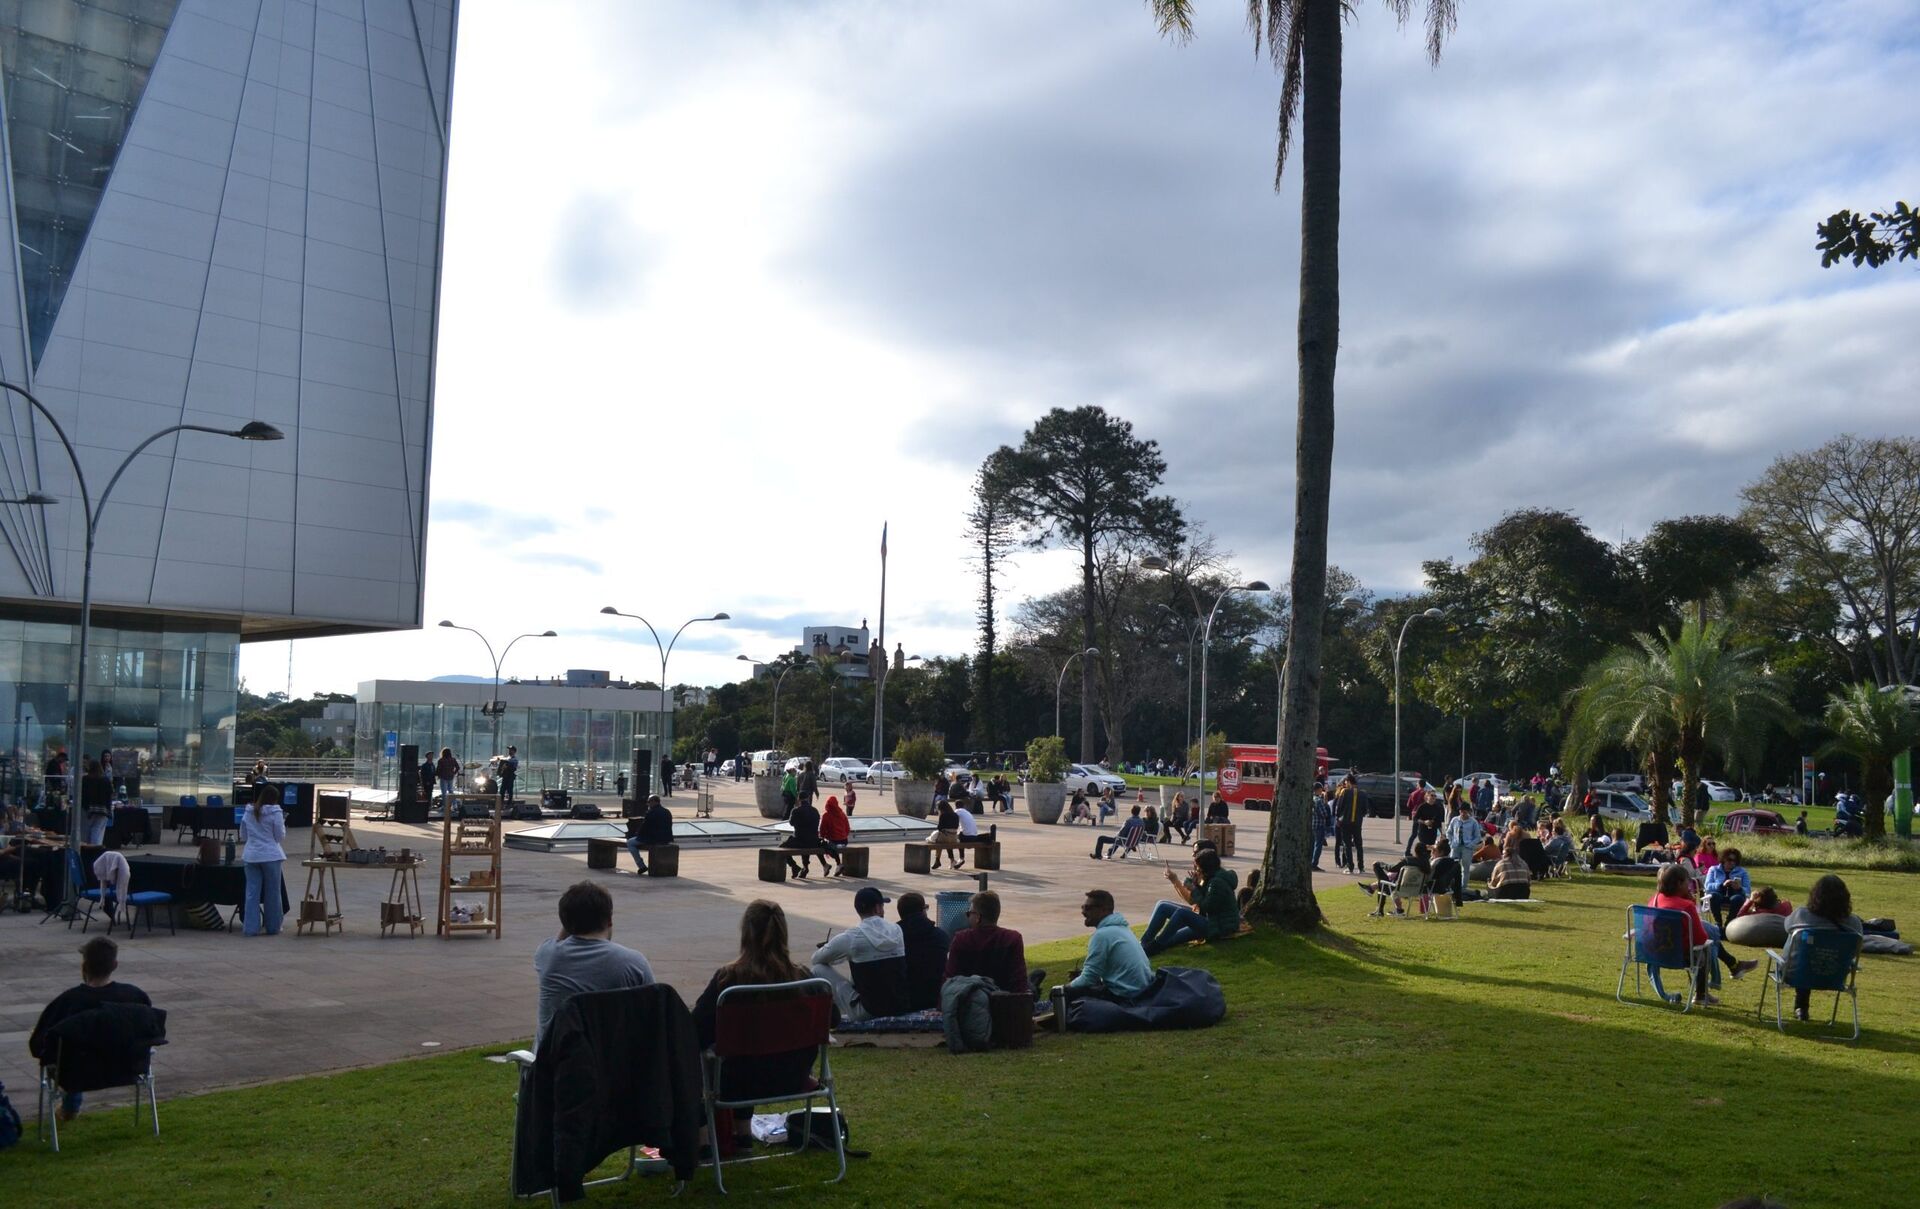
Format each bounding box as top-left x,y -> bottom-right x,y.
903,839 -> 1001,874
757,846 -> 870,882
638,844 -> 679,877
587,838 -> 620,870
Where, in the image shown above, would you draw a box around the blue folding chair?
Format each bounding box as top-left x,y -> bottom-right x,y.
1617,905 -> 1708,1011
174,795 -> 197,843
61,848 -> 104,932
1759,928 -> 1863,1041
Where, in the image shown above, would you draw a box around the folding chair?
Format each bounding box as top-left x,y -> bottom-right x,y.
1617,905 -> 1709,1011
705,978 -> 846,1194
36,1014 -> 167,1152
1758,928 -> 1863,1041
1371,866 -> 1429,917
60,848 -> 103,932
1130,825 -> 1163,863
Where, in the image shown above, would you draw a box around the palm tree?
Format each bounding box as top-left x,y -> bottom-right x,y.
1821,682 -> 1919,840
1149,1 -> 1459,930
1563,619 -> 1791,829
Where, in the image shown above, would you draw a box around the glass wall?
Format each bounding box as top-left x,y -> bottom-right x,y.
0,615 -> 238,804
354,700 -> 669,795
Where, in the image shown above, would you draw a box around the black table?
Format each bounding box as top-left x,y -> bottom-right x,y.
128,854 -> 289,911
172,805 -> 238,841
106,806 -> 152,847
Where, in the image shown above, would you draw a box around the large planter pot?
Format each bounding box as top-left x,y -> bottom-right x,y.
1025,782 -> 1067,825
753,776 -> 788,820
894,781 -> 936,819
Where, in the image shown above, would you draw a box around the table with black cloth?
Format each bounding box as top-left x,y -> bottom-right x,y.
126,853 -> 289,911
171,805 -> 238,842
106,805 -> 153,847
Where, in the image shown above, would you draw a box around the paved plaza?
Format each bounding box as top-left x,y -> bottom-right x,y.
1,783 -> 1406,1101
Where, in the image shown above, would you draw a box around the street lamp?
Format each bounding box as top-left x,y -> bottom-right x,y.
872,653 -> 923,760
436,622 -> 556,782
1393,607 -> 1444,844
1055,647 -> 1099,741
0,378 -> 280,900
1197,580 -> 1270,790
737,655 -> 800,749
602,606 -> 729,763
1158,603 -> 1201,782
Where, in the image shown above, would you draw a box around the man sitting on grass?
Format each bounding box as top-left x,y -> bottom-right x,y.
1065,889 -> 1152,1003
29,937 -> 154,1123
813,886 -> 910,1019
533,881 -> 655,1046
1141,849 -> 1239,956
944,890 -> 1043,996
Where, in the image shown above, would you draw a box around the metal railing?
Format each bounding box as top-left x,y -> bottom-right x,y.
237,757 -> 356,782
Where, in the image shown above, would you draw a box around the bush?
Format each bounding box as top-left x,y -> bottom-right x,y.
1026,735 -> 1068,783
893,732 -> 947,781
1733,834 -> 1920,873
1186,732 -> 1227,778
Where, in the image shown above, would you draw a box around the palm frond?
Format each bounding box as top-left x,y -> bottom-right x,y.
1148,0 -> 1196,44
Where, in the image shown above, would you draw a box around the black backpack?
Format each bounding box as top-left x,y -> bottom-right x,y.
0,1079 -> 22,1150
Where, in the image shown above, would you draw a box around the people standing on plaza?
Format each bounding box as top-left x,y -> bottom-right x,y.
239,781 -> 288,936
533,881 -> 655,1045
435,747 -> 460,809
659,753 -> 675,797
30,937 -> 155,1123
1310,783 -> 1334,871
840,776 -> 858,815
798,758 -> 818,810
499,746 -> 519,803
79,759 -> 113,845
780,765 -> 798,816
418,750 -> 437,809
1332,774 -> 1365,873
625,794 -> 672,875
735,750 -> 749,782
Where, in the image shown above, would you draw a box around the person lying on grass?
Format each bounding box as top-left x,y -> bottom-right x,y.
1647,861 -> 1757,1006
1141,849 -> 1239,956
1734,886 -> 1791,919
1357,842 -> 1431,915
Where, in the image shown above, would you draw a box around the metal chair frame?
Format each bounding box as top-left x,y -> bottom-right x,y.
1758,929 -> 1862,1042
703,977 -> 845,1195
1617,905 -> 1709,1012
36,1038 -> 161,1153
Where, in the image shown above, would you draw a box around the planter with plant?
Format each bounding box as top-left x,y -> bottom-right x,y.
1024,735 -> 1069,824
891,733 -> 946,818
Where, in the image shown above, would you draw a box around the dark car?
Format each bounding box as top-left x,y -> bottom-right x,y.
1353,773 -> 1428,818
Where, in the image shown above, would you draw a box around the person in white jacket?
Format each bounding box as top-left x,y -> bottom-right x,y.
238,783 -> 288,936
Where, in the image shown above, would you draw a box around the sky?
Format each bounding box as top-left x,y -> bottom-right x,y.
244,0 -> 1920,700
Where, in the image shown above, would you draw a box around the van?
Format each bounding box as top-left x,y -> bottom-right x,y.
749,750 -> 788,777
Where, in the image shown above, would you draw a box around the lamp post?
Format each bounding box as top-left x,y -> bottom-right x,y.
737,655 -> 798,748
1055,647 -> 1098,740
601,606 -> 728,762
1393,607 -> 1444,844
1196,580 -> 1270,792
1159,603 -> 1200,782
870,652 -> 922,760
435,623 -> 556,773
0,380 -> 281,899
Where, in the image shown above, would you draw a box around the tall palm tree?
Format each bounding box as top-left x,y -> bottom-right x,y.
1149,0 -> 1459,930
1563,619 -> 1791,829
1821,682 -> 1919,840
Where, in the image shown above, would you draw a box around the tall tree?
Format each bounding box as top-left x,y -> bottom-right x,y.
1740,436 -> 1920,687
1626,514 -> 1773,628
966,449 -> 1021,753
999,406 -> 1182,762
1562,618 -> 1792,829
1820,682 -> 1919,840
1152,0 -> 1458,932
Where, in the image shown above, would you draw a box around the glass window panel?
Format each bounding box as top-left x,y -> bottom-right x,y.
560,709 -> 587,766
530,708 -> 558,765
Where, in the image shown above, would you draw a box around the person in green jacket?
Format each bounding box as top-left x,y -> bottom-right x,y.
1067,889 -> 1153,1002
1141,849 -> 1239,956
780,768 -> 799,817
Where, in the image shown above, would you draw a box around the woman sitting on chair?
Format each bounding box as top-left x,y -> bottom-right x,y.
692,901 -> 829,1152
1648,861 -> 1754,1005
1781,875 -> 1863,1022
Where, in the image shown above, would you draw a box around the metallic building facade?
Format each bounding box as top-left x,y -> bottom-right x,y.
0,0 -> 455,796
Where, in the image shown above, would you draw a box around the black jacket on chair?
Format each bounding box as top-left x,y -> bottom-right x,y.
519,984 -> 703,1198
40,1002 -> 167,1093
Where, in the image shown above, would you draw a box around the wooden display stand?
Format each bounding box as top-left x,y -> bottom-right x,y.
297,861 -> 344,936
437,799 -> 503,938
1203,822 -> 1236,858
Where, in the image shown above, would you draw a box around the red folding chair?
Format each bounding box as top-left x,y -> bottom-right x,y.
704,978 -> 844,1194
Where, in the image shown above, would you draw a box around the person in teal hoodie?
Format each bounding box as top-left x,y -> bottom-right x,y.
1066,889 -> 1153,1002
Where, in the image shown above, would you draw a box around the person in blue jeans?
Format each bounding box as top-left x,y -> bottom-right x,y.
1141,850 -> 1239,956
1310,785 -> 1333,871
239,782 -> 288,936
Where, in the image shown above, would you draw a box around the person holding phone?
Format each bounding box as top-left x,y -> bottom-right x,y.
1140,849 -> 1238,956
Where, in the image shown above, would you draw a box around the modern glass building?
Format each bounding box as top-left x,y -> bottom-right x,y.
354,679 -> 673,797
0,2 -> 457,799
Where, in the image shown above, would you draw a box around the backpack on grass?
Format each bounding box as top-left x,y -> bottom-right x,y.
0,1080 -> 22,1150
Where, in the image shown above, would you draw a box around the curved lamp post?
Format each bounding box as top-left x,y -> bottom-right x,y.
1393,607 -> 1444,844
1,379 -> 281,900
602,606 -> 728,760
1144,557 -> 1269,788
736,654 -> 800,749
1055,647 -> 1099,741
435,622 -> 556,766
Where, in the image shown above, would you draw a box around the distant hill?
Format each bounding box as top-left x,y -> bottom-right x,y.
430,674 -> 491,684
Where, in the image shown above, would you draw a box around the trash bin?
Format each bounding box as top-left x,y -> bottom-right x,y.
936,890 -> 973,935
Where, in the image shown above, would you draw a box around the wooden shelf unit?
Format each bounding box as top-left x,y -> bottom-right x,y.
437,798 -> 503,938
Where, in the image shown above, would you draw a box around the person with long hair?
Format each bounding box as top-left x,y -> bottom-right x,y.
693,900 -> 830,1150
1783,874 -> 1864,1021
435,746 -> 460,808
238,781 -> 288,936
1649,861 -> 1755,1005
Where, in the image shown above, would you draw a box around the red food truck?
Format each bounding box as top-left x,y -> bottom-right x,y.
1217,744 -> 1333,811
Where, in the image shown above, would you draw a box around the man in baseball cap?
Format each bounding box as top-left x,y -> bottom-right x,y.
808,886 -> 908,1020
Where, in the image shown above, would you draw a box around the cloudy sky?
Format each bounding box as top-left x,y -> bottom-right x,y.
246,0 -> 1920,699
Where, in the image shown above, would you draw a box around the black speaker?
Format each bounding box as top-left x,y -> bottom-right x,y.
395,743 -> 426,824
631,746 -> 652,802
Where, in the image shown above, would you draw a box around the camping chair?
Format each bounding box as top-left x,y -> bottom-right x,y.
1372,866 -> 1429,917
1617,905 -> 1709,1011
704,978 -> 846,1194
36,1007 -> 167,1152
1758,928 -> 1863,1041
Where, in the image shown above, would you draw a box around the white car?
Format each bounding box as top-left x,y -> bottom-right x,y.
869,760 -> 906,781
1669,779 -> 1741,803
819,757 -> 871,782
1063,763 -> 1129,795
1586,789 -> 1657,824
1452,772 -> 1509,796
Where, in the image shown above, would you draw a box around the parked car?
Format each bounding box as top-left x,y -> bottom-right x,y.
1595,772 -> 1647,793
1668,779 -> 1741,803
1451,772 -> 1510,797
749,749 -> 787,776
1581,788 -> 1656,824
1354,772 -> 1434,818
819,757 -> 871,782
869,760 -> 906,781
1720,807 -> 1795,836
1064,763 -> 1129,795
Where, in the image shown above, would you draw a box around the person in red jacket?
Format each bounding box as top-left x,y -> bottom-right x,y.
818,795 -> 851,877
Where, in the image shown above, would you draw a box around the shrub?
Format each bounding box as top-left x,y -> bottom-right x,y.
1026,735 -> 1068,783
893,732 -> 947,781
1733,834 -> 1920,873
1186,732 -> 1227,779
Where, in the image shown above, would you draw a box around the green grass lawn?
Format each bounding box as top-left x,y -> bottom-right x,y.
15,868 -> 1920,1208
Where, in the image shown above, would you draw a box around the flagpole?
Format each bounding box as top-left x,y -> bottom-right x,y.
873,522 -> 888,762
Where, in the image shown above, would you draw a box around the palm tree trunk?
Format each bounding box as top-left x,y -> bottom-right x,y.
1865,763 -> 1890,839
1677,739 -> 1703,830
1648,748 -> 1675,822
1252,0 -> 1340,933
